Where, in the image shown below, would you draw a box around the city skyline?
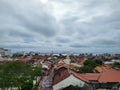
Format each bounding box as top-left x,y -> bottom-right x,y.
0,0 -> 120,53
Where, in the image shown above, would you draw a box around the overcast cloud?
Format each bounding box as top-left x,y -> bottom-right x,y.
0,0 -> 120,53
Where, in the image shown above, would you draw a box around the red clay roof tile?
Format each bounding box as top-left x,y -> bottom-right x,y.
98,68 -> 120,82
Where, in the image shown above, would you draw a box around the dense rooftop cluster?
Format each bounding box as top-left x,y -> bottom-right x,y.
0,51 -> 120,90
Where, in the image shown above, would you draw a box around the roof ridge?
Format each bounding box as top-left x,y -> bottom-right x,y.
97,68 -> 117,82
69,71 -> 89,82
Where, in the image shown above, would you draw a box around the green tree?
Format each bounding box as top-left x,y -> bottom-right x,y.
21,80 -> 33,90
95,60 -> 103,66
78,59 -> 103,73
33,66 -> 42,76
0,61 -> 35,89
79,66 -> 94,73
12,53 -> 23,58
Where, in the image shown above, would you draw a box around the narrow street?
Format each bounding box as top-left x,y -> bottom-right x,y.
38,66 -> 54,90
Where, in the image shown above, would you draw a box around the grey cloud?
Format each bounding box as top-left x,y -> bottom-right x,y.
8,30 -> 32,38
0,0 -> 120,53
56,44 -> 63,47
56,38 -> 71,43
0,0 -> 60,51
70,44 -> 88,48
93,38 -> 120,47
15,12 -> 57,37
96,40 -> 118,45
0,0 -> 58,38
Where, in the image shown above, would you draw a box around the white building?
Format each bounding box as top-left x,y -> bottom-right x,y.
64,54 -> 71,64
0,48 -> 12,56
104,59 -> 120,64
53,74 -> 85,90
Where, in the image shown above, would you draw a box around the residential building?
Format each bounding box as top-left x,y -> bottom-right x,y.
0,48 -> 12,56
52,67 -> 91,90
52,65 -> 120,90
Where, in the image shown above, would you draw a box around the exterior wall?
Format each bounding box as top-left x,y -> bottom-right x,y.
0,49 -> 12,56
5,50 -> 12,56
64,58 -> 71,64
53,75 -> 85,90
64,54 -> 71,64
0,49 -> 5,56
42,64 -> 49,69
104,59 -> 120,64
112,59 -> 120,63
104,61 -> 113,64
71,63 -> 81,67
53,67 -> 70,85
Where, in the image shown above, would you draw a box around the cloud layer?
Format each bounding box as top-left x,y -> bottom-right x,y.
0,0 -> 120,53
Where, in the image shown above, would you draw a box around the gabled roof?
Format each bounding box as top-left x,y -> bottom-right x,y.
71,68 -> 120,83
54,63 -> 68,70
58,59 -> 65,64
77,59 -> 85,66
53,64 -> 120,85
98,68 -> 120,82
70,71 -> 89,82
20,58 -> 30,63
79,74 -> 100,81
94,64 -> 112,73
43,61 -> 52,69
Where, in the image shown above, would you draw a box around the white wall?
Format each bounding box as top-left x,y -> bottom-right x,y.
104,60 -> 120,64
53,75 -> 85,90
0,49 -> 12,56
112,59 -> 120,63
42,64 -> 49,69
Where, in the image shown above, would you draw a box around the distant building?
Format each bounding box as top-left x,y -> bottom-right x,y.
64,54 -> 71,64
104,59 -> 120,64
0,48 -> 12,56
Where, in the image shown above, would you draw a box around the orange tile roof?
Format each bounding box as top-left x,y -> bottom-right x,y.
69,64 -> 77,69
77,60 -> 85,66
94,64 -> 112,73
55,64 -> 68,70
73,68 -> 120,83
20,58 -> 30,63
98,68 -> 120,82
44,61 -> 52,68
38,58 -> 44,62
79,74 -> 100,81
58,60 -> 65,64
53,64 -> 120,84
70,68 -> 120,83
70,71 -> 89,82
94,66 -> 103,73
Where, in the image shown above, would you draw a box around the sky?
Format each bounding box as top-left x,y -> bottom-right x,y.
0,0 -> 120,54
